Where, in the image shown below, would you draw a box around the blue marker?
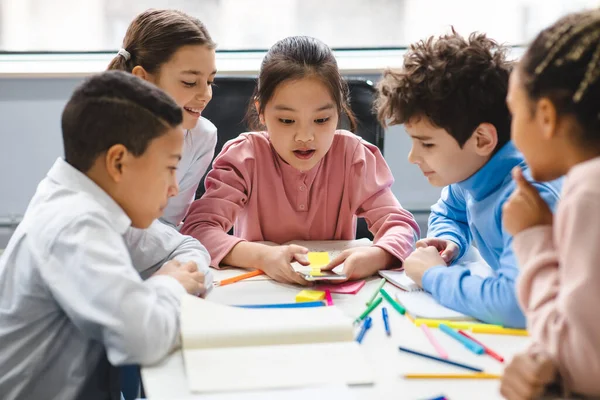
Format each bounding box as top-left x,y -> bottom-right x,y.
439,323 -> 485,355
356,316 -> 372,344
382,306 -> 391,336
236,301 -> 325,309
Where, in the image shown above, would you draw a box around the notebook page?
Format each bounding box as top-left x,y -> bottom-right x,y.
379,270 -> 421,292
395,290 -> 475,321
184,342 -> 373,392
181,295 -> 354,350
170,384 -> 355,400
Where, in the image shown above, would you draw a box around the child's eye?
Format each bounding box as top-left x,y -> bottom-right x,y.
279,118 -> 294,125
168,166 -> 178,171
207,81 -> 215,87
421,143 -> 435,148
182,81 -> 197,88
314,117 -> 330,124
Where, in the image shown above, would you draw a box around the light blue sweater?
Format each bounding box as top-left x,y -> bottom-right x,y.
422,141 -> 563,328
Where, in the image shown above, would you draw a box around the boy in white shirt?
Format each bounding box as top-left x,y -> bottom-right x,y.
0,70 -> 209,400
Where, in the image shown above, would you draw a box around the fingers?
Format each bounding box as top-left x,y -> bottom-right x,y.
292,252 -> 310,266
287,245 -> 309,255
182,261 -> 198,272
440,241 -> 458,263
512,167 -> 542,200
416,238 -> 442,250
532,354 -> 557,384
415,239 -> 430,249
285,267 -> 311,286
321,251 -> 348,271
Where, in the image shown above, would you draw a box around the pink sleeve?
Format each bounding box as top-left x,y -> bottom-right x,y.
349,140 -> 420,265
513,195 -> 600,395
180,137 -> 254,267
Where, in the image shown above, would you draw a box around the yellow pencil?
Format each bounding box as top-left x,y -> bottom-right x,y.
404,373 -> 501,379
413,318 -> 502,331
470,325 -> 529,336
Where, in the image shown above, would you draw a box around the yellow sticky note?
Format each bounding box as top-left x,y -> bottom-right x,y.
296,289 -> 326,303
310,269 -> 324,277
308,252 -> 330,267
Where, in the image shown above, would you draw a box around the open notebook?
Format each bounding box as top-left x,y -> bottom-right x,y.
379,270 -> 420,292
395,290 -> 475,321
180,295 -> 374,393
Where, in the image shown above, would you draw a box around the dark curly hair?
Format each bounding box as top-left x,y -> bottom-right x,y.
375,29 -> 513,150
520,9 -> 600,146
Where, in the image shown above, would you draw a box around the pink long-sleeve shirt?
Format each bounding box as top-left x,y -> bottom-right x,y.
181,130 -> 420,267
513,156 -> 600,396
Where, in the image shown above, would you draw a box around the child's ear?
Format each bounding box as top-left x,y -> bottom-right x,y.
473,123 -> 498,156
254,100 -> 265,126
105,144 -> 129,183
131,65 -> 151,82
535,98 -> 558,140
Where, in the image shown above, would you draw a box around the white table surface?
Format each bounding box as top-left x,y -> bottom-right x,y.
142,250 -> 528,400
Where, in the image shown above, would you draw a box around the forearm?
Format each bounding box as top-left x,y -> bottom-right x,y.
221,241 -> 271,269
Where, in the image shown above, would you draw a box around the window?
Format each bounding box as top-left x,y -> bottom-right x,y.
0,0 -> 599,52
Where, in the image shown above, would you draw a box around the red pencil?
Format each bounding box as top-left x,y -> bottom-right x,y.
458,330 -> 504,363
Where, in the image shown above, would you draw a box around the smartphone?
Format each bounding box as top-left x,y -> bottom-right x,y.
297,270 -> 347,281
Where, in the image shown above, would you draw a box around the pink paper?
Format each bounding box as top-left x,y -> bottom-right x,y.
315,279 -> 366,294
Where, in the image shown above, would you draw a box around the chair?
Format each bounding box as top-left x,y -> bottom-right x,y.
197,77 -> 385,240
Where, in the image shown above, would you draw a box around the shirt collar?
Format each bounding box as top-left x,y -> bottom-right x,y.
455,141 -> 524,200
47,158 -> 132,234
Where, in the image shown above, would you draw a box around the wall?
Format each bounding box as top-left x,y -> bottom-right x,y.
0,76 -> 440,247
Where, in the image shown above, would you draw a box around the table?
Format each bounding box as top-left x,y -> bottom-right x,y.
142,263 -> 528,400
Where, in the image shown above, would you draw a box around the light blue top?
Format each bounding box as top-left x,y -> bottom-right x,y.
422,141 -> 563,328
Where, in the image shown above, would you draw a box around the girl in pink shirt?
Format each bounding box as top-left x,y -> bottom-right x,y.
500,10 -> 600,400
181,36 -> 419,285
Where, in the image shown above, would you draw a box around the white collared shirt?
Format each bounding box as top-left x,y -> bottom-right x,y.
0,158 -> 210,400
160,117 -> 217,227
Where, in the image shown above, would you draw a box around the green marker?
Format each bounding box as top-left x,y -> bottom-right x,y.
379,288 -> 406,315
365,278 -> 386,306
355,296 -> 383,324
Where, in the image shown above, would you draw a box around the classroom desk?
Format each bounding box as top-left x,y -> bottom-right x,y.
141,265 -> 529,400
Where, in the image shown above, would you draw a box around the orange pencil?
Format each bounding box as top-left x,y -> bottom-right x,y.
215,270 -> 265,286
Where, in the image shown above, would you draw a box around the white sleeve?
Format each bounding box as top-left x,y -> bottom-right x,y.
124,220 -> 213,287
39,215 -> 186,366
161,124 -> 218,226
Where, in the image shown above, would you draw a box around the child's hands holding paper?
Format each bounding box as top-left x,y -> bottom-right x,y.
321,246 -> 396,281
258,245 -> 311,286
416,238 -> 459,264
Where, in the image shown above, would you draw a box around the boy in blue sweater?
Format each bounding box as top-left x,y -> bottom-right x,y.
375,30 -> 562,328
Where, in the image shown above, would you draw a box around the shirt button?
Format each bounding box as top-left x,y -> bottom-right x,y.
299,185 -> 306,191
299,204 -> 305,210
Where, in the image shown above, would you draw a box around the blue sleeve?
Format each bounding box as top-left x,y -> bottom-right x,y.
428,185 -> 472,260
421,179 -> 562,328
421,230 -> 525,328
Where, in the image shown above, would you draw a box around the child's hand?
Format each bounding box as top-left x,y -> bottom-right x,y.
258,245 -> 311,286
154,260 -> 206,295
503,167 -> 553,236
322,246 -> 396,281
403,246 -> 446,287
416,238 -> 459,264
500,351 -> 557,400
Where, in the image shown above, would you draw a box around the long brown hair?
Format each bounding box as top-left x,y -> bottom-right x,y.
107,9 -> 215,75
